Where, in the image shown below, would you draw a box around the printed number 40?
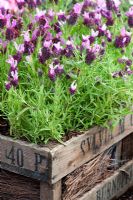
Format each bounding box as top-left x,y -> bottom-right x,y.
5,146 -> 24,167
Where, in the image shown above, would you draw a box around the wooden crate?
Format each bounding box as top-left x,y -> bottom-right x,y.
0,114 -> 133,200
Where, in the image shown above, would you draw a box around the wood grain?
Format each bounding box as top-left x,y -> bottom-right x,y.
0,169 -> 40,200
40,180 -> 61,200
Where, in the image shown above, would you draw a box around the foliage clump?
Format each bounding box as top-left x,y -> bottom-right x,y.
0,0 -> 133,143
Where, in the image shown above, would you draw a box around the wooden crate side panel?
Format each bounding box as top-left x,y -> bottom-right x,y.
79,160 -> 133,200
40,181 -> 61,200
51,114 -> 133,184
0,169 -> 40,200
0,135 -> 51,182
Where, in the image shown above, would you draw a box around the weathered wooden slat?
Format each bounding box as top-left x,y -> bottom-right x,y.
79,160 -> 133,200
0,135 -> 51,182
51,114 -> 133,184
114,141 -> 122,169
0,169 -> 40,200
40,180 -> 61,200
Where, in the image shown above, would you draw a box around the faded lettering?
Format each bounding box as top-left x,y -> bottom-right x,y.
96,164 -> 133,200
5,146 -> 24,167
34,153 -> 48,173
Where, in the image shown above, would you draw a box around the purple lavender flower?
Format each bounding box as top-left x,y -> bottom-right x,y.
28,22 -> 34,30
5,82 -> 11,91
89,29 -> 99,44
26,0 -> 36,9
94,12 -> 102,25
24,41 -> 34,55
68,3 -> 83,25
58,11 -> 66,22
119,70 -> 125,77
67,13 -> 78,25
106,0 -> 114,10
6,28 -> 19,41
81,35 -> 90,51
14,42 -> 24,54
6,56 -> 17,71
10,70 -> 19,86
13,53 -> 22,63
53,22 -> 61,33
44,32 -> 53,41
125,66 -> 133,75
83,12 -> 94,26
52,42 -> 63,56
53,59 -> 60,66
99,46 -> 105,55
97,24 -> 107,37
97,0 -> 107,9
118,56 -> 132,66
23,31 -> 35,55
5,17 -> 21,41
106,16 -> 114,26
6,56 -> 19,90
12,42 -> 24,62
12,18 -> 23,31
0,11 -> 7,28
36,0 -> 42,6
101,39 -> 106,47
16,0 -> 25,9
35,10 -> 48,26
126,6 -> 133,27
85,50 -> 96,64
105,30 -> 112,42
115,27 -> 131,48
64,40 -> 74,57
82,0 -> 92,11
31,28 -> 40,45
69,81 -> 77,95
118,57 -> 125,64
43,40 -> 52,48
126,59 -> 132,66
48,65 -> 56,81
106,0 -> 121,12
47,9 -> 55,21
101,10 -> 114,26
55,64 -> 64,75
85,44 -> 101,64
73,3 -> 83,15
0,39 -> 8,54
38,42 -> 51,64
113,0 -> 121,12
112,71 -> 119,78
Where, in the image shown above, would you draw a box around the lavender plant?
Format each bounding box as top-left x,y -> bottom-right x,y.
0,0 -> 133,143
